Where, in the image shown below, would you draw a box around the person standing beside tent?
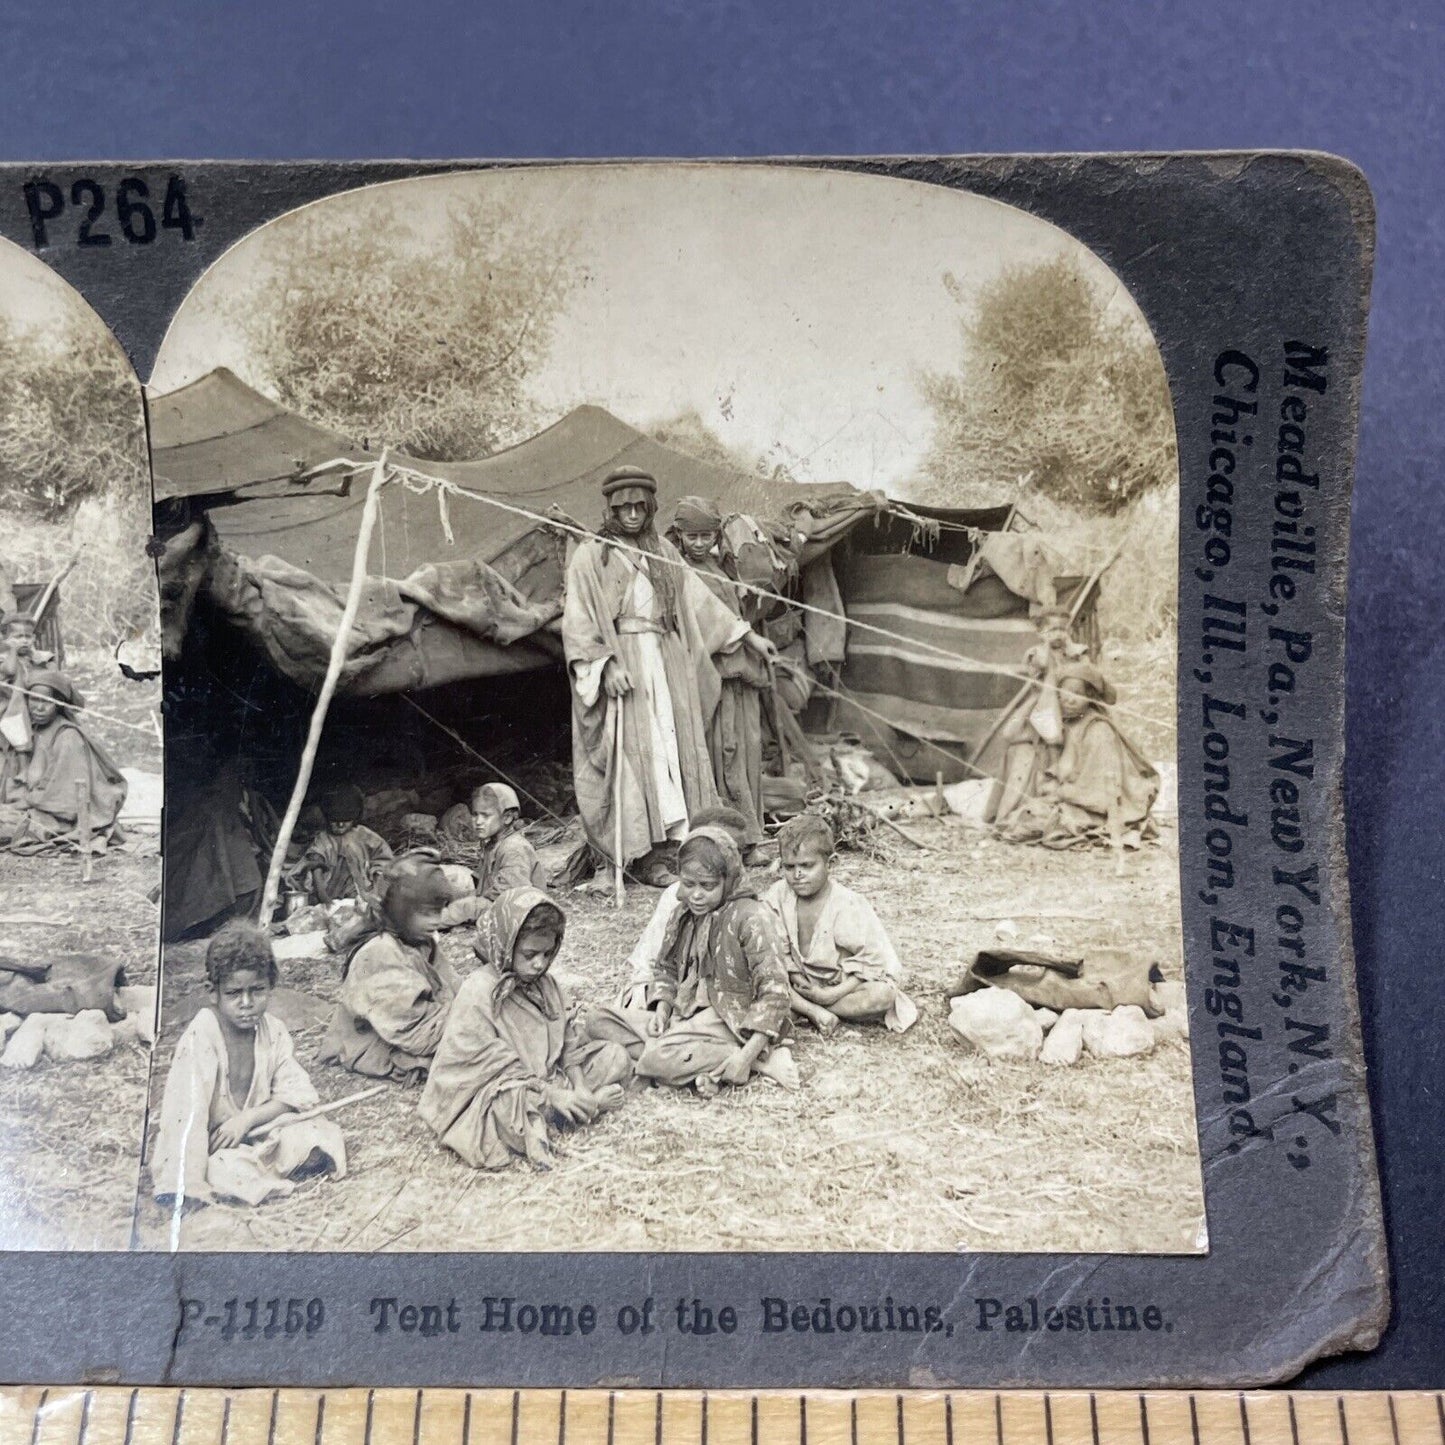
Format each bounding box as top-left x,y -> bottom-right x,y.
562,467 -> 774,888
667,496 -> 771,861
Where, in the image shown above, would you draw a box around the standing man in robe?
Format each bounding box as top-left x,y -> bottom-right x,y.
562,467 -> 775,888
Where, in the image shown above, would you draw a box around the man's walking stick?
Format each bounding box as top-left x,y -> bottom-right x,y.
612,694 -> 626,909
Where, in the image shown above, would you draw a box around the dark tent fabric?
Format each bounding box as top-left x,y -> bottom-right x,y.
151,370 -> 884,695
151,368 -> 1096,757
152,370 -> 872,578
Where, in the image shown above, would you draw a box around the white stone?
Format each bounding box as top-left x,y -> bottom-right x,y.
273,932 -> 327,961
993,918 -> 1019,940
1151,1009 -> 1189,1043
0,1012 -> 21,1042
1149,978 -> 1186,1017
1082,1004 -> 1157,1059
1,1014 -> 48,1069
948,989 -> 1043,1061
45,1010 -> 115,1063
1040,1009 -> 1086,1065
1034,1008 -> 1060,1031
113,985 -> 157,1046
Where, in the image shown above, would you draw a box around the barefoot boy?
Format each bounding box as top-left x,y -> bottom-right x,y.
152,923 -> 346,1207
763,814 -> 918,1033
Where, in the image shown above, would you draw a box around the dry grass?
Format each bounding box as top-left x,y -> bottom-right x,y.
0,654 -> 161,1250
5,497 -> 158,652
134,815 -> 1203,1257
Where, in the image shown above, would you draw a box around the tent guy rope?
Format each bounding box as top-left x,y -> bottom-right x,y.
303,455 -> 1171,738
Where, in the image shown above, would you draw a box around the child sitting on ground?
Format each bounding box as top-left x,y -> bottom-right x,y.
420,887 -> 630,1172
435,782 -> 548,930
152,923 -> 346,1207
319,855 -> 460,1081
615,804 -> 752,1010
764,814 -> 918,1034
587,828 -> 796,1095
292,783 -> 393,907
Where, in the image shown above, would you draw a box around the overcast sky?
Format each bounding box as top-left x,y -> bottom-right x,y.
152,164 -> 1155,488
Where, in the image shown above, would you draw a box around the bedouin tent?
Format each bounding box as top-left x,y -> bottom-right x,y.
150,370 -> 1097,930
151,368 -> 883,697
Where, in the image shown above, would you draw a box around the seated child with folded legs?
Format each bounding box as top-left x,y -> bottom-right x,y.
587,828 -> 796,1095
764,814 -> 918,1034
435,783 -> 547,929
420,888 -> 629,1171
319,856 -> 460,1081
616,804 -> 752,1010
292,783 -> 393,907
152,923 -> 345,1207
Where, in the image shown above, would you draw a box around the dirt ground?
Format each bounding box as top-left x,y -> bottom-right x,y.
0,649 -> 162,1250
134,809 -> 1204,1256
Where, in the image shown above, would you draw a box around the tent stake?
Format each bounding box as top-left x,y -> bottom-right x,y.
257,454 -> 389,926
612,693 -> 626,909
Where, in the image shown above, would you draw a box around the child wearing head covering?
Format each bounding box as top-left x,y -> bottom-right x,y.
616,804 -> 752,1010
763,815 -> 918,1034
588,827 -> 795,1094
318,856 -> 460,1081
0,668 -> 127,854
420,888 -> 630,1171
152,923 -> 346,1208
434,781 -> 548,929
472,782 -> 548,897
292,783 -> 393,906
667,496 -> 770,856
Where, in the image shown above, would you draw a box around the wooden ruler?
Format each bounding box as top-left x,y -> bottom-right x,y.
0,1391 -> 1441,1445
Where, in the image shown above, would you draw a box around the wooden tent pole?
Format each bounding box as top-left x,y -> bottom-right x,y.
28,553 -> 79,624
258,455 -> 388,925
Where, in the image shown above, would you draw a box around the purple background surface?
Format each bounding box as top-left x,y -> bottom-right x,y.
0,0 -> 1438,1386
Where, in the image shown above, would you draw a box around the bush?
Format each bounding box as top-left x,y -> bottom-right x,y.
921,254 -> 1177,516
223,196 -> 576,460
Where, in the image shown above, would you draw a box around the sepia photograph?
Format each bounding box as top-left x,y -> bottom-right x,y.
0,237 -> 162,1248
137,163 -> 1201,1254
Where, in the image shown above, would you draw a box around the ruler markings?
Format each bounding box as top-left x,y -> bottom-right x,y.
8,1392 -> 1445,1445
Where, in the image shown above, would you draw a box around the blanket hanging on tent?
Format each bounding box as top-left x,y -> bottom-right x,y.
203,549 -> 561,693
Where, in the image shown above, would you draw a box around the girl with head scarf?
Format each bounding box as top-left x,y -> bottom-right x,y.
587,827 -> 796,1094
318,854 -> 461,1081
0,668 -> 127,854
667,497 -> 772,857
420,888 -> 630,1170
